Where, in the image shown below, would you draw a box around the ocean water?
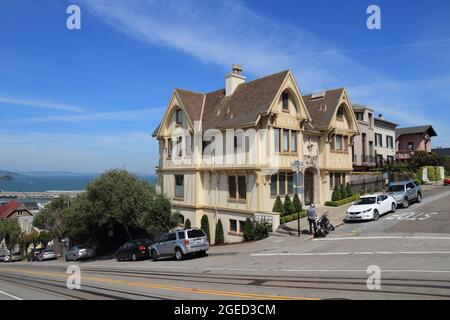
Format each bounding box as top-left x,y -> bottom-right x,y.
0,174 -> 156,192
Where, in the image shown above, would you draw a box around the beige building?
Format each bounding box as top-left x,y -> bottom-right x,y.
351,105 -> 376,170
153,66 -> 358,243
374,114 -> 398,165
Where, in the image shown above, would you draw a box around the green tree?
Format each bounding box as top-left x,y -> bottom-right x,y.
283,195 -> 295,216
201,215 -> 211,243
254,222 -> 271,240
292,193 -> 302,213
32,195 -> 70,255
340,184 -> 347,199
345,183 -> 353,197
272,196 -> 284,214
331,185 -> 341,201
243,218 -> 255,241
0,219 -> 21,253
19,230 -> 40,255
214,219 -> 224,245
138,194 -> 172,238
37,231 -> 53,248
184,218 -> 192,229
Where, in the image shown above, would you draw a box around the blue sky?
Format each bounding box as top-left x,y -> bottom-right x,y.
1,0 -> 449,173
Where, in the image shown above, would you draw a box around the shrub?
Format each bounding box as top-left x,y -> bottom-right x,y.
184,218 -> 191,229
283,195 -> 295,216
345,183 -> 353,197
254,222 -> 271,240
331,185 -> 341,201
214,219 -> 224,245
325,195 -> 360,207
243,218 -> 255,241
340,184 -> 347,199
280,211 -> 307,224
272,196 -> 284,214
415,177 -> 423,185
200,215 -> 211,243
292,194 -> 302,213
367,188 -> 374,194
427,166 -> 441,181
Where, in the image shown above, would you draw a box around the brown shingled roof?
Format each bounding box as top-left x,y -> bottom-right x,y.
302,88 -> 345,130
396,125 -> 437,139
202,70 -> 289,130
175,88 -> 205,122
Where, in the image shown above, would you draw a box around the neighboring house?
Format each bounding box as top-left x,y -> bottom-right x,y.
374,114 -> 398,166
0,200 -> 34,233
432,147 -> 450,157
396,125 -> 438,160
153,65 -> 357,243
351,104 -> 375,170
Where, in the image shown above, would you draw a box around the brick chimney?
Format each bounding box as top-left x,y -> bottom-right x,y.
225,64 -> 245,97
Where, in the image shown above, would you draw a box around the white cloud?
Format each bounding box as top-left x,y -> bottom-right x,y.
0,96 -> 85,113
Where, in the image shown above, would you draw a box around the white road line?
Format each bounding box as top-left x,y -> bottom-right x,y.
280,269 -> 450,274
0,290 -> 23,300
227,268 -> 259,271
252,251 -> 450,257
315,236 -> 450,241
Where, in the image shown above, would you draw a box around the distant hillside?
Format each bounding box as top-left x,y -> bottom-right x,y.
0,170 -> 19,176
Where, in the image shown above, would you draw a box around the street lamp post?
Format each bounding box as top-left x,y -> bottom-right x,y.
291,161 -> 303,237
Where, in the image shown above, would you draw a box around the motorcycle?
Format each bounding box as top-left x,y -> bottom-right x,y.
320,212 -> 335,232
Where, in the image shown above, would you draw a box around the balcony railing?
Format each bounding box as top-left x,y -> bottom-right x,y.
362,155 -> 375,164
396,150 -> 415,160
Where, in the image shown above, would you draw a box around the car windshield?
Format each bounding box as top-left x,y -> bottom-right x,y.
388,185 -> 405,192
44,249 -> 54,253
354,197 -> 376,205
187,229 -> 206,238
136,239 -> 152,245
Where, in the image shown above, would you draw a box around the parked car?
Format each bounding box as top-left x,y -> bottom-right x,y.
36,248 -> 57,261
386,180 -> 422,208
4,252 -> 22,262
444,177 -> 450,186
0,254 -> 6,262
65,245 -> 95,261
346,194 -> 397,221
27,248 -> 44,262
115,239 -> 153,261
150,228 -> 209,261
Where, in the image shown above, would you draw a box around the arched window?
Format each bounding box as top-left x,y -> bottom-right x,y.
282,92 -> 289,111
336,105 -> 344,119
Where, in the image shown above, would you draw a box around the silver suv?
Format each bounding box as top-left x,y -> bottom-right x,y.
150,228 -> 209,261
387,180 -> 422,208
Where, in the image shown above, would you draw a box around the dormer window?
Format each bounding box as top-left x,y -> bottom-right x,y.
175,109 -> 182,125
282,92 -> 289,112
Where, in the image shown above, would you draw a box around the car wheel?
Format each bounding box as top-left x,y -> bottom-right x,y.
373,210 -> 380,221
391,203 -> 397,213
175,248 -> 184,261
416,193 -> 422,203
402,198 -> 409,208
151,250 -> 158,262
200,250 -> 207,257
131,253 -> 137,262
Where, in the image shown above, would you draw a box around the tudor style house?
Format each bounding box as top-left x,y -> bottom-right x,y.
153,65 -> 358,243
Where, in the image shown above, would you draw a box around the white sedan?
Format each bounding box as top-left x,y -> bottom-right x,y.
346,194 -> 397,221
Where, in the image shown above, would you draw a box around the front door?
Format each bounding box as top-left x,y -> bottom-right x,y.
304,170 -> 314,205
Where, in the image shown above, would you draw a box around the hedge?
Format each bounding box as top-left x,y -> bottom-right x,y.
427,166 -> 442,181
280,210 -> 307,224
324,195 -> 360,207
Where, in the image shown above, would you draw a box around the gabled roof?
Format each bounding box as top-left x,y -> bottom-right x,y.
153,70 -> 290,135
0,200 -> 28,219
396,125 -> 438,139
302,88 -> 345,129
175,88 -> 205,122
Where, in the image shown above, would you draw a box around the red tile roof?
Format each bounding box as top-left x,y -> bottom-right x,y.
0,200 -> 25,219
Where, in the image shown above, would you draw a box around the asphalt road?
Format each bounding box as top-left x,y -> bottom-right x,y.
1,186 -> 450,300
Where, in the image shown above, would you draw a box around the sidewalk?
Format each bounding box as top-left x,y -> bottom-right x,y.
276,183 -> 443,238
